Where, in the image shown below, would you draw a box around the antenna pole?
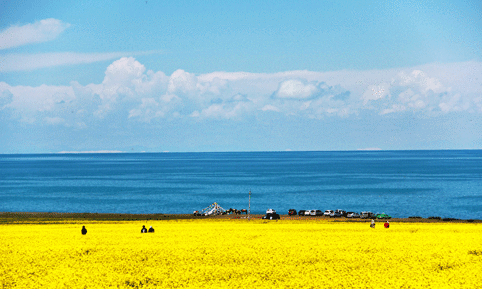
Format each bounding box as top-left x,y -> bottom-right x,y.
248,190 -> 251,221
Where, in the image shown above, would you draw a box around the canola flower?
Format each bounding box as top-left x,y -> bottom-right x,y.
1,219 -> 482,288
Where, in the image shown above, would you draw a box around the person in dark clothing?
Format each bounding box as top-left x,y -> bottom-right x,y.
81,226 -> 87,235
148,226 -> 155,233
141,225 -> 147,233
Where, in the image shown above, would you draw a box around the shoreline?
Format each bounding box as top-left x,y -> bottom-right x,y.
1,211 -> 480,224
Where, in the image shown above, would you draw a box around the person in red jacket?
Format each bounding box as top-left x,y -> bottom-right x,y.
384,221 -> 390,228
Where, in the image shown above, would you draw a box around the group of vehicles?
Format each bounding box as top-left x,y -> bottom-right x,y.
287,209 -> 391,219
195,206 -> 391,219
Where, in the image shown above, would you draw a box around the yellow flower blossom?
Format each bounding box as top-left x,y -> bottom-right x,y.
1,219 -> 481,288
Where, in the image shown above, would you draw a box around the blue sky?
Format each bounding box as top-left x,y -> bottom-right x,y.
0,0 -> 481,153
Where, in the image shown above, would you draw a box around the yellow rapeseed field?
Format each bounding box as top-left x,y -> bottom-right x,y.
1,219 -> 481,288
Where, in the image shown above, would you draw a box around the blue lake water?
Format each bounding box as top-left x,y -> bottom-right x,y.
1,150 -> 481,219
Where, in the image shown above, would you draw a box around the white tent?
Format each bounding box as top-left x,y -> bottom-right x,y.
200,202 -> 226,215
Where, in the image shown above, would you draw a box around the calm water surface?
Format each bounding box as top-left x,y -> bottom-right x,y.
1,150 -> 481,219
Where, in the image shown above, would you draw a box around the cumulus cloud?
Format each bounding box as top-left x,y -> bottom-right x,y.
269,80 -> 353,118
274,79 -> 318,99
0,18 -> 70,50
192,101 -> 252,119
362,83 -> 391,105
168,69 -> 198,95
358,66 -> 482,115
128,98 -> 166,122
1,59 -> 481,129
89,57 -> 169,118
2,83 -> 75,124
2,80 -> 91,127
103,57 -> 146,86
393,70 -> 445,94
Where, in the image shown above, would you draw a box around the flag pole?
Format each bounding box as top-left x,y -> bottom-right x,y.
248,190 -> 251,221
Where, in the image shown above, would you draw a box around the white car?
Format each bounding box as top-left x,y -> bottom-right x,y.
266,209 -> 276,214
346,212 -> 360,218
324,210 -> 334,216
304,210 -> 311,216
309,210 -> 317,216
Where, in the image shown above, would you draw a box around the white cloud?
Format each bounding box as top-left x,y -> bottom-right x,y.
362,83 -> 391,105
261,105 -> 280,112
128,97 -> 165,122
360,66 -> 480,115
3,83 -> 75,113
0,82 -> 80,125
167,69 -> 198,95
0,18 -> 70,50
397,88 -> 427,109
197,77 -> 228,95
194,101 -> 252,119
0,51 -> 160,72
1,59 -> 481,129
393,70 -> 445,94
274,79 -> 318,99
198,71 -> 258,82
91,57 -> 169,118
380,104 -> 406,115
438,93 -> 471,113
103,57 -> 147,86
0,84 -> 14,108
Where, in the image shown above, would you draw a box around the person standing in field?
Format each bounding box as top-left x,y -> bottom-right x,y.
370,219 -> 375,228
141,225 -> 147,233
384,221 -> 390,228
148,226 -> 155,233
81,226 -> 87,235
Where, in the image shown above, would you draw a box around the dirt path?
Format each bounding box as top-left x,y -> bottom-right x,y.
0,212 -> 479,224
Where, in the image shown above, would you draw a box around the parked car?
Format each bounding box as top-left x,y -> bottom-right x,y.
288,209 -> 297,216
266,209 -> 276,214
298,210 -> 306,216
308,210 -> 323,216
335,209 -> 347,217
375,213 -> 391,219
324,210 -> 334,216
330,211 -> 342,218
360,211 -> 374,219
304,210 -> 311,216
346,212 -> 360,218
263,213 -> 280,220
